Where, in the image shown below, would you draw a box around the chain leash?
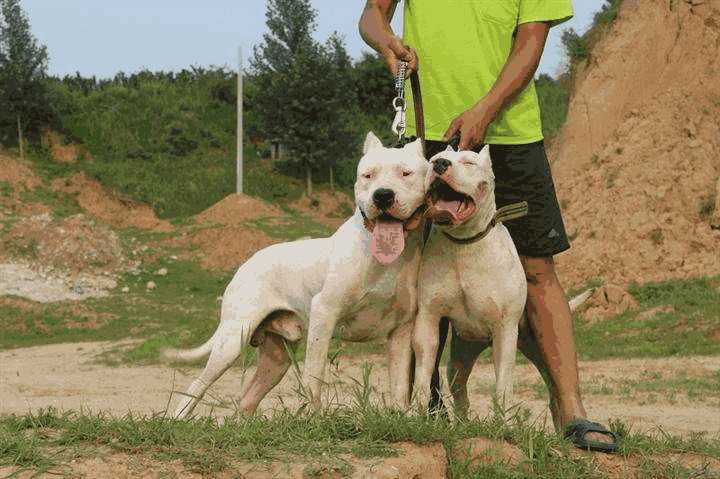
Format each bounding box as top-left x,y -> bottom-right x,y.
391,61 -> 408,141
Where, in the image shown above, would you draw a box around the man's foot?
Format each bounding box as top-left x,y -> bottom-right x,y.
564,419 -> 618,453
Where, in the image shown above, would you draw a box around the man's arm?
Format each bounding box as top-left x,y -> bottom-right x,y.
359,0 -> 418,76
444,22 -> 550,149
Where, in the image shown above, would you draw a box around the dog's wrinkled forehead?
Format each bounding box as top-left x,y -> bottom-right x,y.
429,145 -> 492,172
357,134 -> 425,174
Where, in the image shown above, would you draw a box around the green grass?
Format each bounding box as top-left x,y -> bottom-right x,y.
574,276 -> 720,360
2,404 -> 718,478
246,213 -> 333,240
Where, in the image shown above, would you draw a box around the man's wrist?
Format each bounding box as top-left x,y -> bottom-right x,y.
473,96 -> 502,123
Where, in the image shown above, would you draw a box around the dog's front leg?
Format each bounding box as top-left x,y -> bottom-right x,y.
302,295 -> 341,409
411,309 -> 441,410
492,319 -> 519,411
386,321 -> 414,410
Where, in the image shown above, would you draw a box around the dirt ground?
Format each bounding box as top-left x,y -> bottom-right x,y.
550,0 -> 720,289
2,341 -> 718,437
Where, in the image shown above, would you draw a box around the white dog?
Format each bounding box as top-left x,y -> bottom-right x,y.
164,132 -> 429,418
411,145 -> 527,411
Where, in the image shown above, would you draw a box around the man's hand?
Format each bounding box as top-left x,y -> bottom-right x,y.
443,99 -> 498,150
380,36 -> 418,76
359,1 -> 417,76
444,22 -> 551,150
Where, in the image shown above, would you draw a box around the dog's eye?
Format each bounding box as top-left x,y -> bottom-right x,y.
402,170 -> 413,177
363,173 -> 373,179
461,160 -> 476,166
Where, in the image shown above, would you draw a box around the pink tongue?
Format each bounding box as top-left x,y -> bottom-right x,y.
371,220 -> 405,265
427,199 -> 462,223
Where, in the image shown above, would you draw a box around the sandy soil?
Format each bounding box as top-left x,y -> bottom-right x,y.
550,0 -> 720,289
2,341 -> 718,437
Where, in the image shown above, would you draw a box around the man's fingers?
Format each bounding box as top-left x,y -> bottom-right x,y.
443,118 -> 462,142
458,127 -> 475,151
406,47 -> 419,76
388,38 -> 413,60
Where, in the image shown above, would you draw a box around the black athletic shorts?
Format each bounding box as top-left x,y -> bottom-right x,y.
425,139 -> 570,257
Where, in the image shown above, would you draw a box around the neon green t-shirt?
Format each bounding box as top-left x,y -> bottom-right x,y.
403,0 -> 573,145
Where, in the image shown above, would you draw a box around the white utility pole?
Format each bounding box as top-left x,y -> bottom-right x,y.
236,46 -> 244,194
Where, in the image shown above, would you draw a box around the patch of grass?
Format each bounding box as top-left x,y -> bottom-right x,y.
699,195 -> 716,219
0,180 -> 13,197
1,406 -> 717,478
575,276 -> 720,360
245,214 -> 333,241
19,184 -> 82,217
575,369 -> 720,405
649,228 -> 664,245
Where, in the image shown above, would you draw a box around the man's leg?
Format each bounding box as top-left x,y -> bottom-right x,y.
521,255 -> 613,445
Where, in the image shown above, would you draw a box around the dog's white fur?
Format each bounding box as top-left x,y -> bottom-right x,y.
412,146 -> 527,408
165,133 -> 429,418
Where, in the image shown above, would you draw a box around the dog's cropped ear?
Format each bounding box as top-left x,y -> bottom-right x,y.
363,131 -> 383,154
445,145 -> 454,152
478,145 -> 492,171
403,137 -> 424,157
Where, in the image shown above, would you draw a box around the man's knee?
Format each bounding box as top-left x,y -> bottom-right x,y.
520,255 -> 558,287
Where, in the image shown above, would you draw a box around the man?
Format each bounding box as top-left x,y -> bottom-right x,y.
359,0 -> 617,452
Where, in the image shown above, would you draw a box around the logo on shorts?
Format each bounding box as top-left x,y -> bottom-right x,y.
548,229 -> 559,238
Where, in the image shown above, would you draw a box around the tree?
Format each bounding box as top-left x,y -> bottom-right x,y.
0,0 -> 50,158
250,0 -> 358,197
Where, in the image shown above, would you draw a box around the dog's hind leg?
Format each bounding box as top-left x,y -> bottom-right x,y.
447,329 -> 489,419
173,321 -> 248,419
238,311 -> 303,413
237,332 -> 292,413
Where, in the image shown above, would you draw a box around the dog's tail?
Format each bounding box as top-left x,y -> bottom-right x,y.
160,329 -> 218,363
568,288 -> 595,313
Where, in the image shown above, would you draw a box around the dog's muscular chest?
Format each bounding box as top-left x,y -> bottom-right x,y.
335,262 -> 415,341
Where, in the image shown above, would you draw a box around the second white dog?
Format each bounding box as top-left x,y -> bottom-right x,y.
412,145 -> 527,410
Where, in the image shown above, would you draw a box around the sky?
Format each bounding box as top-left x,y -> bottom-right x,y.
23,1 -> 600,79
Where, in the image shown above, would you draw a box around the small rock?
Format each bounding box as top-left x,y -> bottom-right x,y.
146,281 -> 157,291
121,286 -> 130,293
170,255 -> 178,261
156,268 -> 168,276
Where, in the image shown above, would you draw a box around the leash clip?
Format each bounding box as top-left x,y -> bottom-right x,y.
391,61 -> 409,141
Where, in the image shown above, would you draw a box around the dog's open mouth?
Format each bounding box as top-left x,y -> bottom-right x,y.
425,178 -> 477,226
365,206 -> 426,266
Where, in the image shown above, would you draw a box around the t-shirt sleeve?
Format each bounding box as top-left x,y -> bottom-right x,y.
518,0 -> 574,27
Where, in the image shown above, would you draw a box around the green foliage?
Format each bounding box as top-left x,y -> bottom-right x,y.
561,28 -> 588,61
250,0 -> 361,196
42,69 -> 248,218
0,0 -> 54,145
535,74 -> 569,139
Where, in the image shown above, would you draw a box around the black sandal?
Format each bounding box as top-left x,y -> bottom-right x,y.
564,419 -> 618,453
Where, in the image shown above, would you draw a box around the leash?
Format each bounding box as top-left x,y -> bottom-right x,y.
391,60 -> 425,154
442,201 -> 529,245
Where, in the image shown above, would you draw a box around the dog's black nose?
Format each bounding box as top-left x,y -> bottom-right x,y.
372,188 -> 395,210
433,158 -> 451,175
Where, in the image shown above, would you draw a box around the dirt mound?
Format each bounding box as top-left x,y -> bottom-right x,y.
52,172 -> 172,232
40,129 -> 88,164
291,190 -> 354,228
168,226 -> 277,271
5,213 -> 126,275
196,193 -> 283,225
577,284 -> 639,323
550,0 -> 720,288
0,151 -> 41,193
